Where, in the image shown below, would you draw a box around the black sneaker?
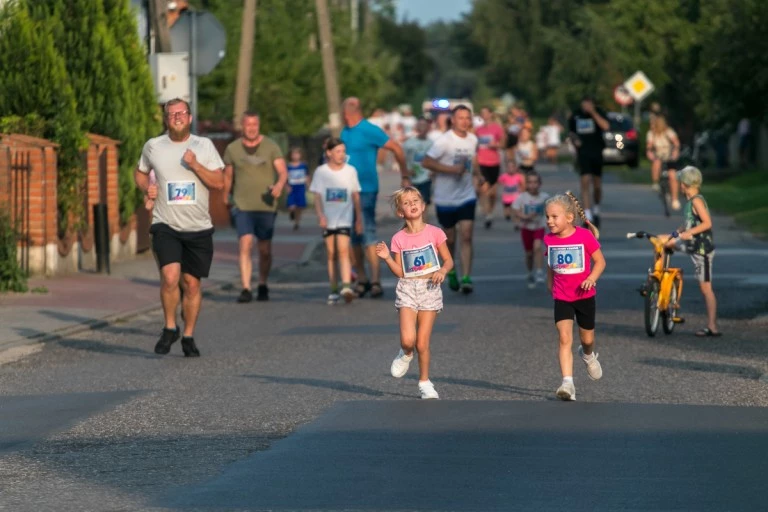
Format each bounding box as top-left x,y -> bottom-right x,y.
256,284 -> 269,301
181,336 -> 200,357
485,219 -> 493,229
155,327 -> 180,355
237,289 -> 253,303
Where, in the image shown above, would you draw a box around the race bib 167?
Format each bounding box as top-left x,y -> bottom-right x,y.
548,244 -> 585,274
401,243 -> 441,277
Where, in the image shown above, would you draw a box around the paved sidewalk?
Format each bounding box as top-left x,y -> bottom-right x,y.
0,213 -> 323,352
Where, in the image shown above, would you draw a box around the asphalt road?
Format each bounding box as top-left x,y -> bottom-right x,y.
1,164 -> 766,511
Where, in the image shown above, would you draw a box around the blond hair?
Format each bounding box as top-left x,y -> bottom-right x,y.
391,186 -> 424,213
651,114 -> 669,135
679,166 -> 703,188
545,191 -> 600,239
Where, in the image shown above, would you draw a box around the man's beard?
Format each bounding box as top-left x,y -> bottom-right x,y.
168,124 -> 191,141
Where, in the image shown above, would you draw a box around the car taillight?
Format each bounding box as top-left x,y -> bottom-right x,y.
625,129 -> 638,140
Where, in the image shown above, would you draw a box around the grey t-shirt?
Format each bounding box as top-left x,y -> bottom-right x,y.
137,134 -> 224,232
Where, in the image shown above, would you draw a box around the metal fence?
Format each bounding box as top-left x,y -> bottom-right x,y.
6,149 -> 31,274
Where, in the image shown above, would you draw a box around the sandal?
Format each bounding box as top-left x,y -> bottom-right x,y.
354,281 -> 371,298
370,282 -> 384,298
695,328 -> 722,337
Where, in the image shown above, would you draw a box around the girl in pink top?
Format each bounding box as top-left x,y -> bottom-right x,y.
544,192 -> 606,401
475,107 -> 506,229
376,187 -> 454,400
497,161 -> 525,223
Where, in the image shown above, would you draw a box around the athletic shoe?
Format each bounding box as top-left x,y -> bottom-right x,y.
485,219 -> 493,229
256,284 -> 269,301
671,199 -> 681,210
340,287 -> 355,303
527,272 -> 536,289
327,293 -> 340,305
154,327 -> 180,355
447,270 -> 460,291
237,289 -> 253,303
390,349 -> 413,378
535,269 -> 546,284
461,275 -> 474,294
556,381 -> 576,401
651,183 -> 661,192
181,336 -> 200,357
418,380 -> 439,399
578,346 -> 603,380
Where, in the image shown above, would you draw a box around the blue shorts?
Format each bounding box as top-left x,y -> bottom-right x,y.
233,209 -> 277,240
413,180 -> 432,205
352,191 -> 377,247
436,200 -> 476,230
287,184 -> 307,208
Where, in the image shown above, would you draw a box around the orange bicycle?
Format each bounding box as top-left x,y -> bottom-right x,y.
627,231 -> 685,337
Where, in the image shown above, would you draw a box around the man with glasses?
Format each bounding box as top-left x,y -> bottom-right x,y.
135,98 -> 225,357
222,111 -> 288,303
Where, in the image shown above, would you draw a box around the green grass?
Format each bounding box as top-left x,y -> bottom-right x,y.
703,169 -> 768,238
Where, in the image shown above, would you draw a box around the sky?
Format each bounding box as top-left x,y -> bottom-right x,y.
396,0 -> 472,25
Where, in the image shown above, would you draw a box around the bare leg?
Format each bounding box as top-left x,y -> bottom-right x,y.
668,170 -> 679,204
180,273 -> 202,337
399,307 -> 418,356
336,235 -> 352,284
160,263 -> 181,330
324,235 -> 337,291
525,251 -> 533,272
533,239 -> 544,271
238,234 -> 254,290
579,174 -> 592,210
444,226 -> 457,261
651,159 -> 661,185
353,245 -> 368,283
257,239 -> 272,285
416,310 -> 438,381
578,326 -> 595,355
365,244 -> 381,283
593,175 -> 602,206
457,220 -> 474,276
700,282 -> 719,332
556,319 -> 574,378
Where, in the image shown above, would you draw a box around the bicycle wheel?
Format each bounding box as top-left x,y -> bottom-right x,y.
644,278 -> 661,337
662,281 -> 677,334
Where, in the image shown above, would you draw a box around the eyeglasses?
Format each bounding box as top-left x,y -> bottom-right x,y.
166,111 -> 190,118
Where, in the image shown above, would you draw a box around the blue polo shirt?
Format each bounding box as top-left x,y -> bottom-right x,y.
341,119 -> 390,193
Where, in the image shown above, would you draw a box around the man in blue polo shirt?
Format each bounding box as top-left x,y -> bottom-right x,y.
341,97 -> 409,298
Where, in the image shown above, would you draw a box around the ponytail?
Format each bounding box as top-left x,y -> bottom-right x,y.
565,191 -> 600,239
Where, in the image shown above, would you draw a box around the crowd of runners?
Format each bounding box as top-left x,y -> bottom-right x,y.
135,95 -> 720,401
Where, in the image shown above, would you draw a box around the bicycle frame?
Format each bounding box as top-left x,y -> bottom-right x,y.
629,231 -> 683,312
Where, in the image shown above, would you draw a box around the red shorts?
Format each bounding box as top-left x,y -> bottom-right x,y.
521,228 -> 545,252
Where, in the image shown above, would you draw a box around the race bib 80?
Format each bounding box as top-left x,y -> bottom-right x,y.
167,181 -> 196,205
548,244 -> 585,274
401,243 -> 440,277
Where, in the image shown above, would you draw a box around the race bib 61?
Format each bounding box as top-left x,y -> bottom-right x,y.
402,243 -> 440,277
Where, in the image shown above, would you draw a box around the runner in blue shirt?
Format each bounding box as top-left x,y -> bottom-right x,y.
341,97 -> 409,298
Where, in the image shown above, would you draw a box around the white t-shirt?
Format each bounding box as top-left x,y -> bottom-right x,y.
515,140 -> 536,166
428,129 -> 445,142
426,130 -> 478,207
137,133 -> 224,232
544,125 -> 561,146
401,115 -> 417,137
512,191 -> 550,231
402,136 -> 434,185
309,163 -> 361,229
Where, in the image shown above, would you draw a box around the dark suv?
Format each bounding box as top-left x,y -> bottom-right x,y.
602,112 -> 639,168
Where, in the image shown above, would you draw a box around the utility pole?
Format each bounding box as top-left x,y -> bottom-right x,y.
149,0 -> 172,52
350,0 -> 359,38
315,0 -> 342,137
233,0 -> 258,127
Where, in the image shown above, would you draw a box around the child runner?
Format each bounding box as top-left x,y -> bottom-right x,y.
513,171 -> 550,288
497,160 -> 524,223
375,186 -> 454,399
664,166 -> 720,336
310,138 -> 363,304
286,147 -> 309,230
514,127 -> 539,173
544,191 -> 606,401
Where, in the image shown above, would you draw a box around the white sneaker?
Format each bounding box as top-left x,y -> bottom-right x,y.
651,183 -> 661,192
418,380 -> 439,399
390,349 -> 413,378
327,293 -> 340,305
556,380 -> 576,401
592,204 -> 600,216
340,287 -> 355,303
578,346 -> 603,380
671,199 -> 681,211
584,209 -> 594,223
535,269 -> 546,283
527,272 -> 536,289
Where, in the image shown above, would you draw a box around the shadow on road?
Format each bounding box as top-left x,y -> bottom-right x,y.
241,373 -> 413,398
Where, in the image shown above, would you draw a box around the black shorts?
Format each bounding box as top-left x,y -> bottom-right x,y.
520,164 -> 535,174
323,227 -> 351,238
479,165 -> 501,186
506,133 -> 519,149
554,297 -> 596,330
577,153 -> 603,177
436,200 -> 476,230
150,223 -> 214,279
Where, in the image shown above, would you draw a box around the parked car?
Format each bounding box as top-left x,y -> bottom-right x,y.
602,112 -> 639,168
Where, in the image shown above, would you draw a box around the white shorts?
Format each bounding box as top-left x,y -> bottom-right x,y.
394,278 -> 443,312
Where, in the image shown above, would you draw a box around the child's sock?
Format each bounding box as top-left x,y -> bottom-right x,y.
592,204 -> 600,215
562,376 -> 574,384
341,282 -> 351,289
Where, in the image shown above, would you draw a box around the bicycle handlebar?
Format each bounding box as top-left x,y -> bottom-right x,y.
626,231 -> 680,240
